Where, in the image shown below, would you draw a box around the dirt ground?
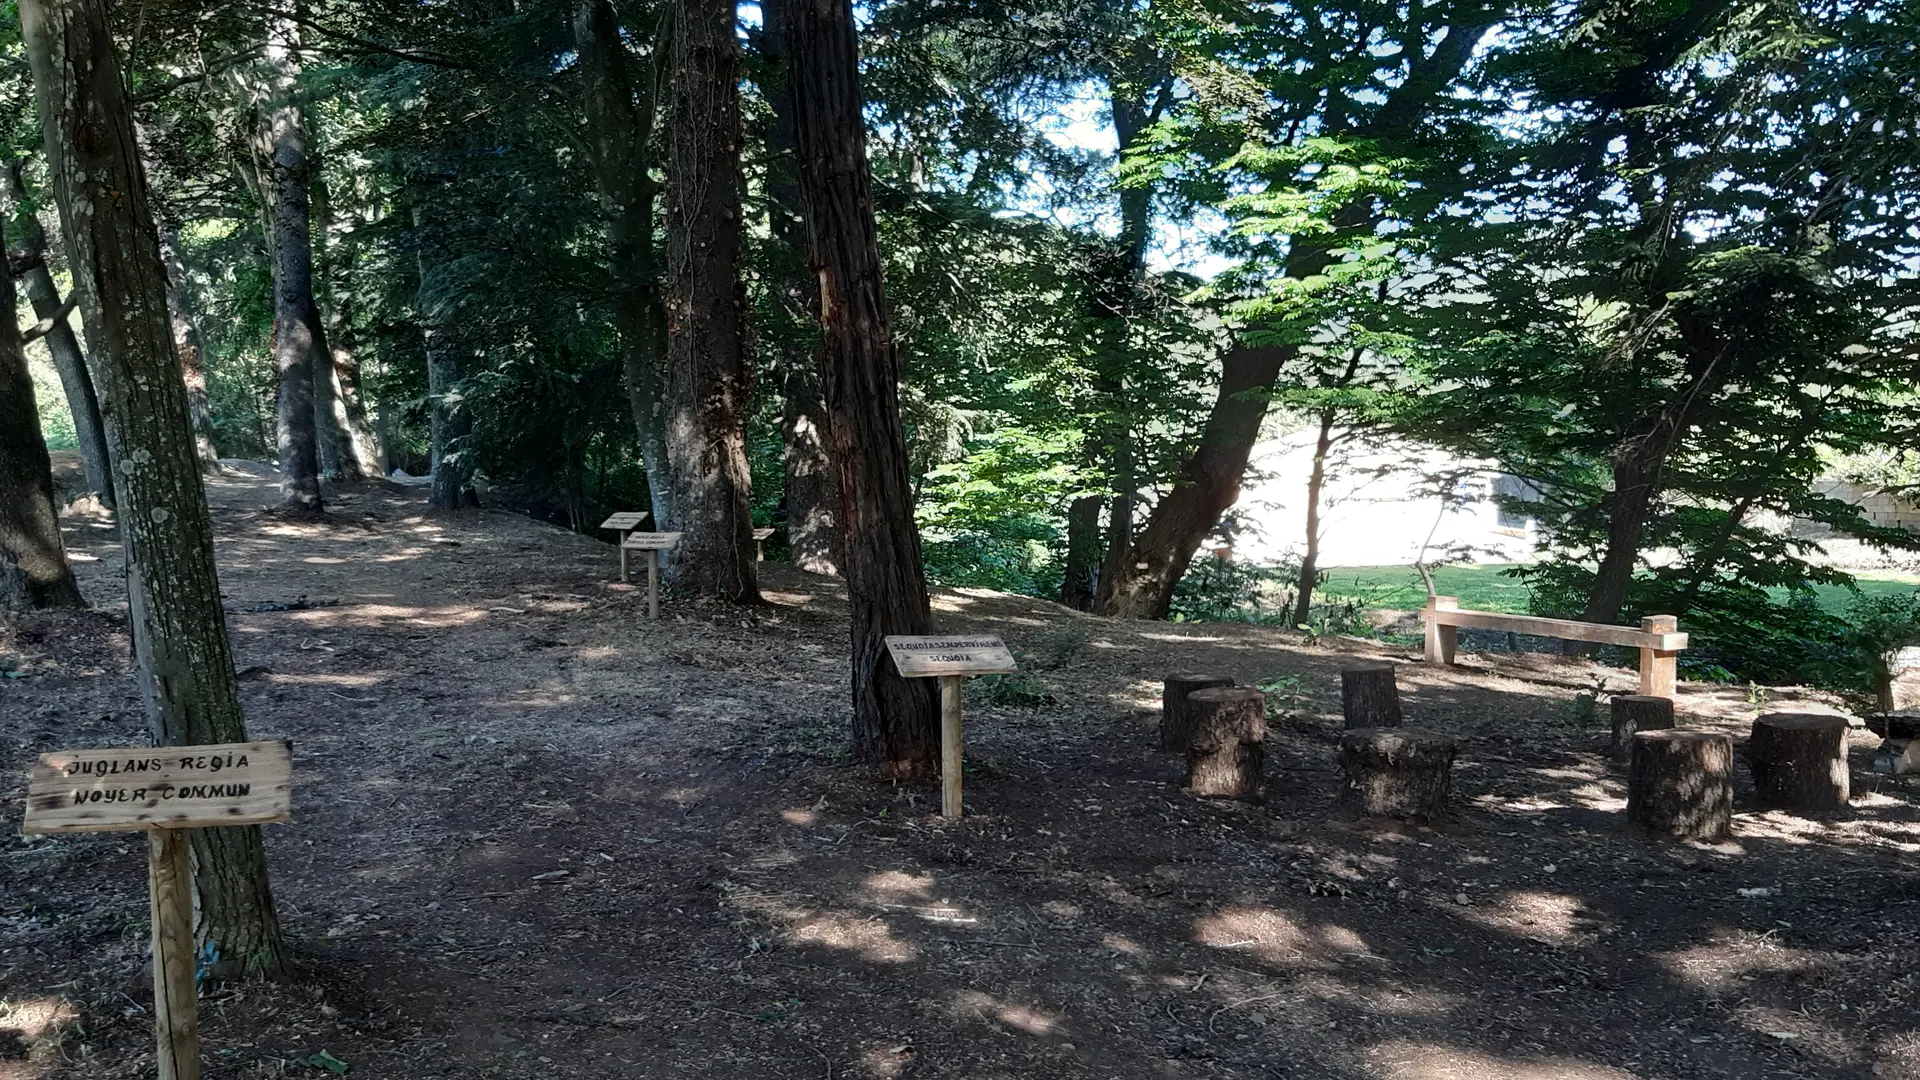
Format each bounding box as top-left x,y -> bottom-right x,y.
3,461 -> 1918,1080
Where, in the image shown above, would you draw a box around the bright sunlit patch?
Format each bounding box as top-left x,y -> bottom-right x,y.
1370,1040 -> 1637,1079
781,808 -> 819,826
789,913 -> 917,963
952,990 -> 1066,1038
0,995 -> 76,1040
864,870 -> 935,897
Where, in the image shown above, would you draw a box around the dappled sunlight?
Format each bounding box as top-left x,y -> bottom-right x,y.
265,672 -> 387,689
1192,906 -> 1371,966
0,997 -> 75,1041
1456,888 -> 1601,945
950,990 -> 1070,1040
788,911 -> 919,963
1368,1040 -> 1637,1079
1661,934 -> 1837,994
284,602 -> 490,630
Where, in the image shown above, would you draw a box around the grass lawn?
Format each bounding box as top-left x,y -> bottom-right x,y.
1318,563 -> 1920,616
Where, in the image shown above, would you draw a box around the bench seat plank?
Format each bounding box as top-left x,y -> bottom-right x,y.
1425,608 -> 1687,651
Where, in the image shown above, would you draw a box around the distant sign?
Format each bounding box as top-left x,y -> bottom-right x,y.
600,512 -> 650,532
886,635 -> 1018,678
23,740 -> 292,835
621,531 -> 682,551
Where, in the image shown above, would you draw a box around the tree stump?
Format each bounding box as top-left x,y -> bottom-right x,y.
1184,687 -> 1265,798
1749,713 -> 1851,811
1161,674 -> 1234,752
1627,730 -> 1732,840
1337,728 -> 1456,821
1610,695 -> 1674,758
1341,662 -> 1402,729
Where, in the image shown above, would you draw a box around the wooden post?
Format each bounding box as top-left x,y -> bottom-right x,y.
939,675 -> 964,817
1639,615 -> 1678,698
619,532 -> 629,583
148,828 -> 200,1080
646,549 -> 660,620
1423,596 -> 1459,665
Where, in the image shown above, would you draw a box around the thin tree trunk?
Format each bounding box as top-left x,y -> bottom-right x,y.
783,0 -> 940,775
254,12 -> 325,510
1060,494 -> 1101,609
1291,409 -> 1338,627
0,226 -> 84,610
755,0 -> 840,576
573,0 -> 675,529
2,157 -> 113,506
1088,87 -> 1154,597
21,0 -> 287,978
308,160 -> 375,480
414,209 -> 474,510
158,228 -> 222,473
663,0 -> 760,602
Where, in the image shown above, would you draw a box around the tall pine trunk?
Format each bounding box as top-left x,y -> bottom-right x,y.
2,157 -> 113,507
21,0 -> 287,977
414,208 -> 475,510
254,12 -> 325,510
573,0 -> 675,529
664,0 -> 760,602
159,228 -> 222,473
310,171 -> 383,477
0,226 -> 84,610
754,0 -> 840,576
783,0 -> 939,775
1060,495 -> 1101,609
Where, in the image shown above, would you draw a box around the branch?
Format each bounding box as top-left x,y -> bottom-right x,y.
133,48 -> 267,103
21,294 -> 79,343
246,4 -> 470,69
7,251 -> 45,277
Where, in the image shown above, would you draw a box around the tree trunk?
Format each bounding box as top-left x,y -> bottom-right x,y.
1340,662 -> 1402,729
1292,409 -> 1337,627
1183,686 -> 1266,798
309,171 -> 384,477
254,13 -> 325,510
305,169 -> 372,482
1626,730 -> 1732,840
1160,673 -> 1233,752
2,157 -> 113,507
1748,713 -> 1851,811
1338,728 -> 1456,820
417,225 -> 474,511
783,0 -> 940,775
1059,494 -> 1101,609
158,228 -> 221,473
0,229 -> 84,610
752,0 -> 839,576
573,0 -> 675,529
662,0 -> 760,602
21,0 -> 287,977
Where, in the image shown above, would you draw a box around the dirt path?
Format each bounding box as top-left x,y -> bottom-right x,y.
3,465 -> 1917,1079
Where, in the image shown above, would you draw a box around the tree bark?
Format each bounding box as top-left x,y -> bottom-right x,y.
1338,728 -> 1456,820
663,0 -> 760,602
1292,409 -> 1338,627
752,0 -> 839,576
0,227 -> 84,610
414,211 -> 475,510
783,0 -> 940,775
1059,494 -> 1101,608
1341,662 -> 1402,729
1748,713 -> 1851,811
21,0 -> 287,977
253,11 -> 326,510
2,157 -> 113,507
1627,730 -> 1732,840
1609,694 -> 1674,759
306,169 -> 375,481
573,0 -> 675,529
1184,686 -> 1266,798
158,228 -> 221,473
1160,673 -> 1233,752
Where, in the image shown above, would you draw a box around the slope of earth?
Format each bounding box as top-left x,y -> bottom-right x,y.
2,464 -> 1917,1080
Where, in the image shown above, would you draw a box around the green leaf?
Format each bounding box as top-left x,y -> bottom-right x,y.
306,1050 -> 349,1075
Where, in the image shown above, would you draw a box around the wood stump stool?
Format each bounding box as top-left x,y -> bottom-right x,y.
1749,713 -> 1851,811
1162,674 -> 1234,752
1610,695 -> 1674,758
1338,728 -> 1456,821
1627,730 -> 1731,840
1183,687 -> 1265,798
1341,662 -> 1402,729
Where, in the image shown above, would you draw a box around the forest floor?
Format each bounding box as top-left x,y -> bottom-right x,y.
3,459 -> 1919,1080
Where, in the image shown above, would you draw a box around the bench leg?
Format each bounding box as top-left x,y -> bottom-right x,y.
1423,597 -> 1460,665
647,550 -> 659,620
1639,615 -> 1678,698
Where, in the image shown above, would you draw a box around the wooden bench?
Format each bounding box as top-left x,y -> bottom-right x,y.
1421,596 -> 1687,698
599,511 -> 652,582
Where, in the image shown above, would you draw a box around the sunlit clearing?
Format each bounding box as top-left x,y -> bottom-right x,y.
1370,1041 -> 1637,1079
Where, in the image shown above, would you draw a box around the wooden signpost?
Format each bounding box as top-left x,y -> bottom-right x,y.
753,526 -> 775,561
599,511 -> 652,582
22,740 -> 293,1080
621,531 -> 682,619
885,635 -> 1018,818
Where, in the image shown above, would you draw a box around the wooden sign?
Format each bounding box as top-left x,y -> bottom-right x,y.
23,740 -> 292,835
599,511 -> 650,531
886,635 -> 1018,678
620,531 -> 682,551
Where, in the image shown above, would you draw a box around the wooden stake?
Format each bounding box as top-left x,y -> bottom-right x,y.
148,828 -> 199,1080
646,549 -> 660,620
619,530 -> 629,583
940,674 -> 963,818
1639,615 -> 1679,698
1423,596 -> 1459,665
